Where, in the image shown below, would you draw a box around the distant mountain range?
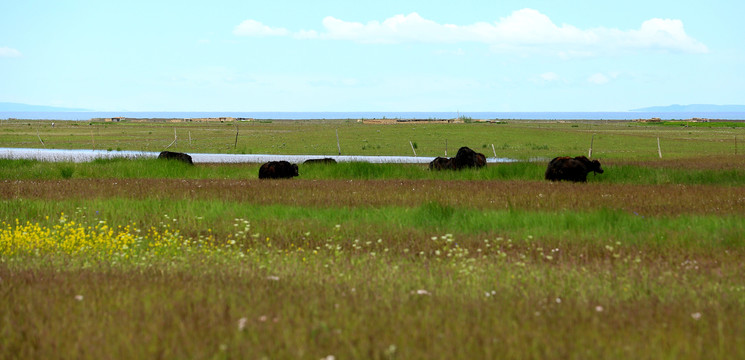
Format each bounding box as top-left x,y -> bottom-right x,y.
0,102 -> 89,112
630,104 -> 745,112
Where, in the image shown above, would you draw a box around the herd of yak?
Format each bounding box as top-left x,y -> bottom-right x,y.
157,147 -> 604,182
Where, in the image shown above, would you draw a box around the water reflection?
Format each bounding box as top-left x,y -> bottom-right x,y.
0,148 -> 516,164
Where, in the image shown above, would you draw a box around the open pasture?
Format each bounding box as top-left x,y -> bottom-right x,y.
1,120 -> 745,359
2,118 -> 745,160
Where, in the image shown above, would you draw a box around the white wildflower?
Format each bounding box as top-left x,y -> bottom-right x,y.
238,317 -> 248,330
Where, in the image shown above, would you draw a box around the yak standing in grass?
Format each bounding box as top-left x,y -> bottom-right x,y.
544,156 -> 604,182
475,152 -> 486,168
428,156 -> 455,170
429,146 -> 487,171
259,161 -> 299,179
158,151 -> 194,165
453,146 -> 487,169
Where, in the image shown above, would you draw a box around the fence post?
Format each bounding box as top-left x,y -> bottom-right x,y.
336,129 -> 341,155
37,128 -> 45,147
491,144 -> 497,158
163,129 -> 177,150
657,137 -> 662,158
234,122 -> 239,149
588,134 -> 595,158
410,141 -> 417,156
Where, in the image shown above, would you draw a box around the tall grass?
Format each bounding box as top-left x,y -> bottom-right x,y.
2,158 -> 744,185
2,198 -> 743,251
2,224 -> 744,358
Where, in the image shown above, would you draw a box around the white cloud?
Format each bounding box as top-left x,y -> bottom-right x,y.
540,72 -> 561,82
587,72 -> 621,85
234,9 -> 708,56
530,71 -> 566,85
629,18 -> 709,53
233,20 -> 289,37
0,47 -> 21,58
587,73 -> 610,84
294,30 -> 319,40
317,13 -> 459,44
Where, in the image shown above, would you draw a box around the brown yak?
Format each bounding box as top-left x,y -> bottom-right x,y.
258,161 -> 299,179
544,156 -> 604,182
428,156 -> 456,170
157,151 -> 194,165
429,146 -> 486,171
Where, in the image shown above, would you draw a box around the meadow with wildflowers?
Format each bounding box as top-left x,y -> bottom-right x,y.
1,120 -> 745,359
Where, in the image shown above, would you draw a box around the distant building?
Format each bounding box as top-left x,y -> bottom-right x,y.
101,117 -> 126,122
362,118 -> 464,124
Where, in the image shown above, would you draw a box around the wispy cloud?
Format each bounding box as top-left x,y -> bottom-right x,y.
587,72 -> 620,85
0,47 -> 22,58
587,73 -> 610,85
233,20 -> 289,37
529,71 -> 567,85
540,72 -> 561,82
234,9 -> 708,56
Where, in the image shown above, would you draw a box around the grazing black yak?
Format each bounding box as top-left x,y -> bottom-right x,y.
303,158 -> 337,165
157,151 -> 194,165
453,146 -> 487,169
475,152 -> 486,168
545,156 -> 604,182
428,146 -> 487,171
428,156 -> 455,170
259,161 -> 299,179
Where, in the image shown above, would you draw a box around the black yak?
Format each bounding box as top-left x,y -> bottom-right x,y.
157,151 -> 194,165
453,146 -> 487,169
259,161 -> 299,179
428,146 -> 487,171
428,156 -> 455,170
545,156 -> 604,182
475,152 -> 486,168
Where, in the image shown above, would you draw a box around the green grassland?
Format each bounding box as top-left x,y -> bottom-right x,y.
2,156 -> 745,185
2,119 -> 745,359
2,118 -> 745,159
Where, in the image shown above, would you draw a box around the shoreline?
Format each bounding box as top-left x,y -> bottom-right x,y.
2,117 -> 745,123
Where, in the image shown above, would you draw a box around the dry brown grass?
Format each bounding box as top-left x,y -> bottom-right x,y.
3,178 -> 744,216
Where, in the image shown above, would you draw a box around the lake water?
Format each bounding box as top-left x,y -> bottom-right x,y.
0,148 -> 516,164
2,111 -> 745,121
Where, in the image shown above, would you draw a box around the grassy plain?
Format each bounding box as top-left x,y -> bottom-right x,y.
2,118 -> 745,159
1,119 -> 745,359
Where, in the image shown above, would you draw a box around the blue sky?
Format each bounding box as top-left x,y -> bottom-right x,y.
1,0 -> 743,112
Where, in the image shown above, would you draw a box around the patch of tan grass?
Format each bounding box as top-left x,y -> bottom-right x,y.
3,178 -> 744,216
